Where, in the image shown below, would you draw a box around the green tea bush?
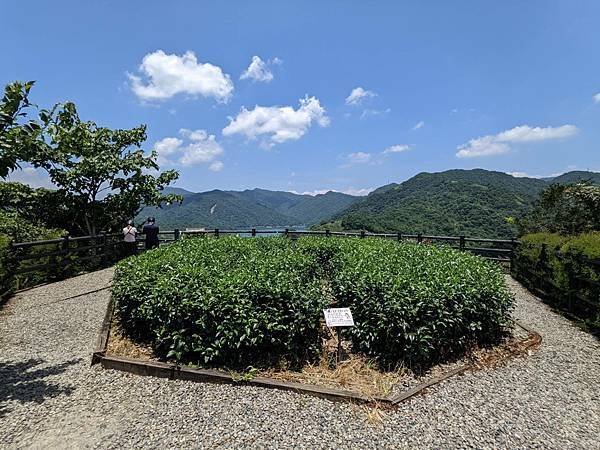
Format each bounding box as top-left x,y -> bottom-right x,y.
113,236 -> 327,368
114,235 -> 513,370
326,238 -> 513,368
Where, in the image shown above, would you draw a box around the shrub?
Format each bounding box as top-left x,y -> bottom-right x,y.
0,211 -> 64,242
0,234 -> 13,298
518,183 -> 600,235
513,232 -> 600,333
327,238 -> 513,368
113,237 -> 327,368
0,211 -> 67,289
563,232 -> 600,259
114,235 -> 513,370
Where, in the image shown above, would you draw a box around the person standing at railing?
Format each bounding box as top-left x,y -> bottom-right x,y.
142,217 -> 160,250
122,220 -> 138,256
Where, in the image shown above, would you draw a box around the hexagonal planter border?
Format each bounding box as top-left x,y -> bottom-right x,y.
92,298 -> 541,406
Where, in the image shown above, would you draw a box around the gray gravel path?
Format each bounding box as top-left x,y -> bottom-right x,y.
1,270 -> 598,449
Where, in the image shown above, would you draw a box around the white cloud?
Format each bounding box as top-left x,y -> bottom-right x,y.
6,167 -> 54,189
383,144 -> 411,154
495,125 -> 578,142
209,161 -> 224,172
128,50 -> 233,102
346,151 -> 372,165
360,108 -> 391,119
593,93 -> 600,103
293,189 -> 330,196
506,171 -> 530,178
154,137 -> 183,157
457,136 -> 511,158
507,170 -> 573,179
154,129 -> 224,168
293,187 -> 374,196
412,121 -> 425,130
240,56 -> 279,82
457,124 -> 578,158
345,87 -> 376,105
222,96 -> 330,146
343,187 -> 374,196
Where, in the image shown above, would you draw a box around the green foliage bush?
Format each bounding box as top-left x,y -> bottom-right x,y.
0,210 -> 64,242
0,211 -> 67,289
519,183 -> 600,236
326,238 -> 513,368
113,236 -> 514,370
0,234 -> 13,297
113,237 -> 327,368
513,232 -> 600,333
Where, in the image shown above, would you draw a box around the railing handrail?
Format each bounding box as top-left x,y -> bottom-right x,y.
10,228 -> 520,249
4,227 -> 521,296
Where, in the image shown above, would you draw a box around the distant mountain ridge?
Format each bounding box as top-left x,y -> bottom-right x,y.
144,169 -> 599,235
141,188 -> 358,229
547,171 -> 600,185
316,169 -> 600,238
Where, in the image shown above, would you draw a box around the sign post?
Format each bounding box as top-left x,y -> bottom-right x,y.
323,308 -> 355,363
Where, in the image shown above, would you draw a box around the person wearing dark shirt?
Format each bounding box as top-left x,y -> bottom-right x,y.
142,217 -> 160,250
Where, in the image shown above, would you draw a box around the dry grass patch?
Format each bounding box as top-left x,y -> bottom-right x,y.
260,353 -> 408,399
106,323 -> 155,361
103,315 -> 539,404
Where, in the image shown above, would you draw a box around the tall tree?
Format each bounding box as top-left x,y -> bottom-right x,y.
25,101 -> 182,235
0,81 -> 40,177
519,182 -> 600,236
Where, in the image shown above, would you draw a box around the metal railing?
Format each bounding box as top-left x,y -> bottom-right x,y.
5,228 -> 518,293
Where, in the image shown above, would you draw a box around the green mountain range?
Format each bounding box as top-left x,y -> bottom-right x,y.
140,188 -> 358,230
316,169 -> 600,238
140,169 -> 599,237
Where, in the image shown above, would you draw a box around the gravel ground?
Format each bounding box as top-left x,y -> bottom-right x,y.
1,269 -> 599,449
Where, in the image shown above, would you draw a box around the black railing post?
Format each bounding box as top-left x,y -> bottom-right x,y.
360,230 -> 366,239
564,250 -> 574,313
8,243 -> 19,291
251,228 -> 256,237
417,233 -> 423,243
459,235 -> 465,251
60,235 -> 70,279
100,232 -> 107,266
397,232 -> 402,242
174,228 -> 180,241
539,243 -> 548,289
325,229 -> 330,238
510,238 -> 516,272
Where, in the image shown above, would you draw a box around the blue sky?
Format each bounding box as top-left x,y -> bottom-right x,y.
2,1 -> 600,195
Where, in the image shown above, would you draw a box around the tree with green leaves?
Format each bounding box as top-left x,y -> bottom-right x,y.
24,101 -> 182,235
518,182 -> 600,235
0,181 -> 75,231
0,80 -> 183,236
0,81 -> 40,177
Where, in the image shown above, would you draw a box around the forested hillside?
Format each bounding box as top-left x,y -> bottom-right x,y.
141,188 -> 358,229
316,169 -> 600,238
549,171 -> 600,184
143,169 -> 600,234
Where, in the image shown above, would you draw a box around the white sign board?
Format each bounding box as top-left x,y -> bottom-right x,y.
323,308 -> 354,327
